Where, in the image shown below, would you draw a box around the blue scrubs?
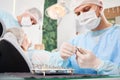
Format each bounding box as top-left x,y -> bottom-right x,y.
0,9 -> 20,28
26,24 -> 120,75
52,24 -> 120,75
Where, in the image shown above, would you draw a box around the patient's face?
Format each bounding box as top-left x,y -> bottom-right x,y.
21,34 -> 31,51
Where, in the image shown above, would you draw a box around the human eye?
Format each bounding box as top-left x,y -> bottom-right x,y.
82,6 -> 91,12
75,12 -> 81,16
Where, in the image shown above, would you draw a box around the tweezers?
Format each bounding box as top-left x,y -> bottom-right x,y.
75,47 -> 86,54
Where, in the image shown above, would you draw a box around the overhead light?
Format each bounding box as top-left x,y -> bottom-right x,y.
45,3 -> 67,20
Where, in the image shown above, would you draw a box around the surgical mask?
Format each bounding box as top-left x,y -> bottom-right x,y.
76,10 -> 101,30
21,16 -> 32,26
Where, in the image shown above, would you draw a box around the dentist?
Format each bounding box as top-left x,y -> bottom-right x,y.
60,0 -> 120,75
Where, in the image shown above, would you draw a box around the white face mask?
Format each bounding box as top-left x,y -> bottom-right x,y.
76,10 -> 101,30
21,16 -> 32,26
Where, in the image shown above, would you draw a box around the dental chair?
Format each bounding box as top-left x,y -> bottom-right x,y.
0,19 -> 6,37
0,19 -> 32,72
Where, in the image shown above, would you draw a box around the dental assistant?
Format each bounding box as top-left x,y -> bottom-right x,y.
0,8 -> 41,28
59,0 -> 120,75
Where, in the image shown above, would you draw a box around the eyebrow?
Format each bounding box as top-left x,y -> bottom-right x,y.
74,4 -> 91,12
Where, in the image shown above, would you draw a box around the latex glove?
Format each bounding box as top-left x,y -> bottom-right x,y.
76,48 -> 102,69
60,42 -> 76,59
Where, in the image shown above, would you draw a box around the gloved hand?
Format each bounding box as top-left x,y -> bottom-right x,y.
60,42 -> 76,59
76,48 -> 102,69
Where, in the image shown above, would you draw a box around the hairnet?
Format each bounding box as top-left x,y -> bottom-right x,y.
73,0 -> 103,10
27,8 -> 42,23
7,27 -> 25,46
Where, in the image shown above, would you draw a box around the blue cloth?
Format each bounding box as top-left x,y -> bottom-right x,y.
0,9 -> 20,28
25,24 -> 120,75
54,24 -> 120,75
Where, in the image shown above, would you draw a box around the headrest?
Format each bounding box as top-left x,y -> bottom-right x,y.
0,19 -> 6,38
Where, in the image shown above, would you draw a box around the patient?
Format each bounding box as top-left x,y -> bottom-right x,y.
0,7 -> 42,28
5,27 -> 62,67
4,27 -> 50,65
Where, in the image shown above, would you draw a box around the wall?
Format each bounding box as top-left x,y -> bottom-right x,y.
0,0 -> 13,14
15,0 -> 44,16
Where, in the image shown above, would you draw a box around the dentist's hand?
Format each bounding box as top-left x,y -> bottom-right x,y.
76,48 -> 102,69
60,42 -> 76,60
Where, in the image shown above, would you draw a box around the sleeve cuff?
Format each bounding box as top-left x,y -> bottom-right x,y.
94,60 -> 104,71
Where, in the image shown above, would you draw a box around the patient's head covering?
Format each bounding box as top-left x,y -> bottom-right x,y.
73,0 -> 103,10
26,8 -> 42,23
6,27 -> 25,46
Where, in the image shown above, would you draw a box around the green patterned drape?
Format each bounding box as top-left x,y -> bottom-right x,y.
43,0 -> 57,51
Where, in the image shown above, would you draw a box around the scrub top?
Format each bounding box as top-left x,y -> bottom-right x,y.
26,24 -> 120,75
62,24 -> 120,75
0,9 -> 20,28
